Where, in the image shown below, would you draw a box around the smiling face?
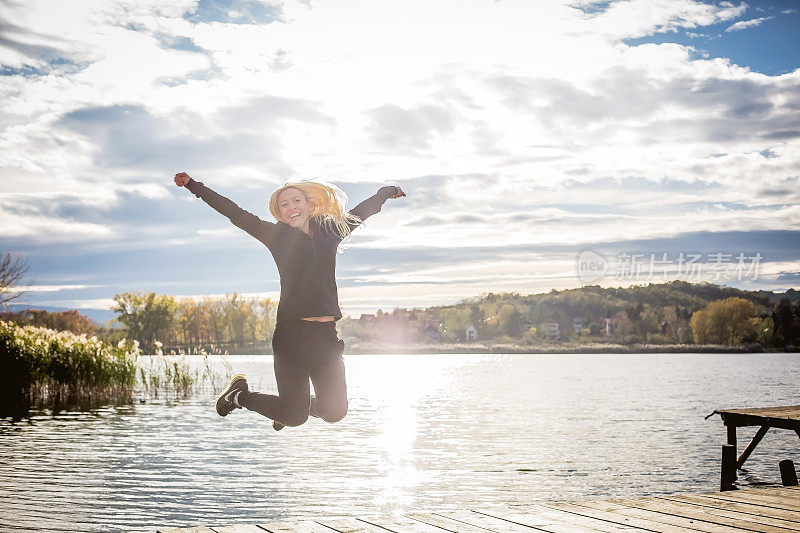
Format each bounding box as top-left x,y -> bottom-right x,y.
277,187 -> 312,231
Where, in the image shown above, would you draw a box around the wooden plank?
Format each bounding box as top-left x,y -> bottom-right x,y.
630,497 -> 795,532
156,487 -> 800,533
313,517 -> 390,533
704,489 -> 800,512
434,510 -> 537,532
716,407 -> 800,419
258,520 -> 337,533
406,513 -> 491,533
547,501 -> 698,532
717,406 -> 800,417
732,490 -> 800,509
357,516 -> 453,533
213,526 -> 270,533
669,493 -> 800,523
478,506 -> 642,532
715,406 -> 800,431
660,495 -> 800,530
566,499 -> 735,532
759,486 -> 800,497
158,526 -> 214,533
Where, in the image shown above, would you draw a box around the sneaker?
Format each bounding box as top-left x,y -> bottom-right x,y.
215,373 -> 248,417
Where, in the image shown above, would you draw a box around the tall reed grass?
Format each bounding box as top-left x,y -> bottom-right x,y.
0,320 -> 211,415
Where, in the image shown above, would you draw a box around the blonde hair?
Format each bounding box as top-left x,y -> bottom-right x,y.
269,180 -> 362,239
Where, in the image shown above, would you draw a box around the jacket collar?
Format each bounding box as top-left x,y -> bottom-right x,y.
276,217 -> 322,236
276,220 -> 295,233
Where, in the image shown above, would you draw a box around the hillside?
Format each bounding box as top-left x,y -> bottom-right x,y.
340,281 -> 794,347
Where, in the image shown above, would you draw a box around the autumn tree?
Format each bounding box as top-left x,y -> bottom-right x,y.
112,292 -> 177,351
497,304 -> 523,338
254,297 -> 277,341
41,309 -> 95,335
167,294 -> 277,349
690,297 -> 758,345
435,306 -> 471,342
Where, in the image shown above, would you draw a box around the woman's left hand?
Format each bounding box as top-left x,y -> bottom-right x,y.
390,186 -> 406,199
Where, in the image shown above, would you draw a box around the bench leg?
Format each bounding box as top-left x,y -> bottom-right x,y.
737,425 -> 770,469
780,460 -> 799,486
726,425 -> 738,482
721,444 -> 737,491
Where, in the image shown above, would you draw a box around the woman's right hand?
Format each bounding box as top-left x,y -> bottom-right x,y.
174,172 -> 191,187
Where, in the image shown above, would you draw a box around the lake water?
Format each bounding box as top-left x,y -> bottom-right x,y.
1,352 -> 799,533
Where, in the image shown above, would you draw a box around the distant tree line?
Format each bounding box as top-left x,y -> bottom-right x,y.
109,292 -> 278,353
688,295 -> 799,347
2,292 -> 279,354
0,309 -> 96,336
340,282 -> 800,349
3,282 -> 799,353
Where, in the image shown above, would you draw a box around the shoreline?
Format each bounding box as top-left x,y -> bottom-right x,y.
343,341 -> 782,355
159,341 -> 799,356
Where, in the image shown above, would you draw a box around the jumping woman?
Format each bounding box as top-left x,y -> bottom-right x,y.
174,172 -> 404,430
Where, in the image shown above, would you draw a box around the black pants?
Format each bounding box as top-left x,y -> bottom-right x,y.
241,319 -> 348,427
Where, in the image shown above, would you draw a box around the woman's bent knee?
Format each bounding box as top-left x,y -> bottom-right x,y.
281,408 -> 309,427
321,402 -> 348,423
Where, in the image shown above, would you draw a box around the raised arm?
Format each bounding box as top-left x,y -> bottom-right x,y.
174,172 -> 277,247
348,185 -> 405,229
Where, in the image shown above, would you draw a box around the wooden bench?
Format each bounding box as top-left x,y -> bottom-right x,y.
713,405 -> 800,490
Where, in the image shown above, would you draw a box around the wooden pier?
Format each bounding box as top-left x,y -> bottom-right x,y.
713,405 -> 800,491
158,486 -> 800,532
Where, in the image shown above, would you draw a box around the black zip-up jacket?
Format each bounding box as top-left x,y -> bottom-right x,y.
185,178 -> 397,323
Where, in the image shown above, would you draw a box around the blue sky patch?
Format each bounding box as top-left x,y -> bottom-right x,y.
625,1 -> 800,75
183,0 -> 284,25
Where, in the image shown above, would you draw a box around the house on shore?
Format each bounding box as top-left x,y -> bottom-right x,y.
605,318 -> 615,337
419,324 -> 442,343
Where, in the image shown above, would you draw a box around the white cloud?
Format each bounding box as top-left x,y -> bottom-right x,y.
25,284 -> 99,292
38,297 -> 117,310
0,199 -> 114,242
573,0 -> 746,39
725,16 -> 773,32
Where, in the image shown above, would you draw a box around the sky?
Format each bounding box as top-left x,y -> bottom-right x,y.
1,0 -> 799,319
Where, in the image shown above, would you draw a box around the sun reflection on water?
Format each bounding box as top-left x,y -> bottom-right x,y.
347,354 -> 467,512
